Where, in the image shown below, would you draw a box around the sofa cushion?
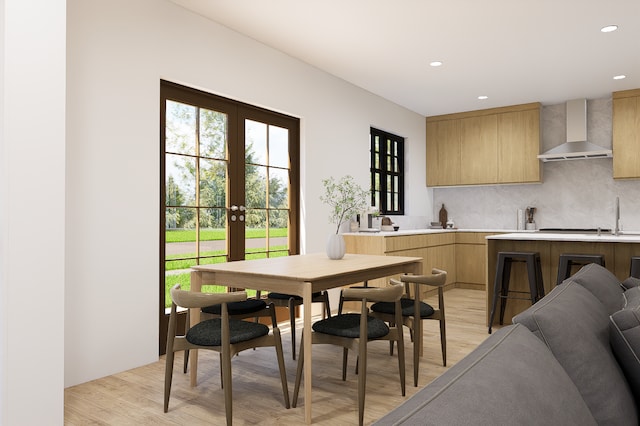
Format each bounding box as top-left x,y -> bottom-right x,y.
513,281 -> 637,425
623,286 -> 640,310
610,303 -> 640,407
374,324 -> 596,426
622,276 -> 640,290
569,263 -> 624,314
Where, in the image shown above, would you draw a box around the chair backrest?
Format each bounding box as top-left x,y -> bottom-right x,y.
391,268 -> 447,301
342,281 -> 404,303
170,284 -> 247,309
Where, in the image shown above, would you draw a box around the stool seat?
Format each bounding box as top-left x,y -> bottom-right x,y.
488,251 -> 544,334
557,253 -> 605,285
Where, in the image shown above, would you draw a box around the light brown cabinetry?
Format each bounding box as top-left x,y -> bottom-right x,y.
455,232 -> 494,290
486,238 -> 640,327
343,233 -> 456,290
343,232 -> 494,294
426,103 -> 541,187
497,109 -> 540,183
613,88 -> 640,179
426,119 -> 460,186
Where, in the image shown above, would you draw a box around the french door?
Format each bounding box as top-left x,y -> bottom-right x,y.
159,80 -> 299,353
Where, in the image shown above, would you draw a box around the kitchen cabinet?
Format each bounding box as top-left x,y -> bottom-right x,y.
344,231 -> 499,296
426,119 -> 460,186
455,232 -> 495,290
460,115 -> 498,184
426,103 -> 541,187
613,88 -> 640,179
497,108 -> 541,183
343,232 -> 457,291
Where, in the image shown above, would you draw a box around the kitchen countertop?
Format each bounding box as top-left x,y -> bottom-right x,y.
342,228 -> 530,236
487,232 -> 640,243
343,228 -> 640,243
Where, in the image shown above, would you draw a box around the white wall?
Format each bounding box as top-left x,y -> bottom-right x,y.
64,0 -> 426,388
433,97 -> 640,231
1,0 -> 66,424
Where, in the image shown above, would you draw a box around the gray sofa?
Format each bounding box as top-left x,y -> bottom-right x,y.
375,263 -> 640,425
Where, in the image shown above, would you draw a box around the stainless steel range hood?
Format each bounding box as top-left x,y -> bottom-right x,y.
537,99 -> 612,162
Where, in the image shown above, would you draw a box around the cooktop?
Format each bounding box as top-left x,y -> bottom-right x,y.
538,228 -> 611,233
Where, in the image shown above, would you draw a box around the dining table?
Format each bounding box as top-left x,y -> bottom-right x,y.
189,252 -> 423,424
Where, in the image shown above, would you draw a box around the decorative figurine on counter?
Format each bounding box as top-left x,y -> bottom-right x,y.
439,204 -> 448,229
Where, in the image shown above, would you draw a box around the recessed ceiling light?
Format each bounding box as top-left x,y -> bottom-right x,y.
478,95 -> 488,100
613,75 -> 626,80
429,61 -> 443,67
601,25 -> 618,33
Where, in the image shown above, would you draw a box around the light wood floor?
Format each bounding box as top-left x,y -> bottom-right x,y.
64,288 -> 491,425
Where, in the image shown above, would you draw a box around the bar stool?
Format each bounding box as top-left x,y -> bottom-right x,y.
488,251 -> 544,334
631,256 -> 640,279
557,254 -> 605,285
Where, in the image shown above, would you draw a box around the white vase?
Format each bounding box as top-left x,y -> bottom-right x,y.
326,233 -> 346,260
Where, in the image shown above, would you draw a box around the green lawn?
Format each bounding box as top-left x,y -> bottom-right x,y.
166,228 -> 287,243
163,248 -> 289,308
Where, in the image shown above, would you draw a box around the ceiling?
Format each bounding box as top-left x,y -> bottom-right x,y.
170,0 -> 640,116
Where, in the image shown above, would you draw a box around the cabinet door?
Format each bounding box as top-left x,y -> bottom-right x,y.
497,109 -> 541,183
426,119 -> 460,186
613,95 -> 640,179
460,115 -> 498,184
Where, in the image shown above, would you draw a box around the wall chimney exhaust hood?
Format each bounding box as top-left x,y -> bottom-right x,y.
537,99 -> 612,162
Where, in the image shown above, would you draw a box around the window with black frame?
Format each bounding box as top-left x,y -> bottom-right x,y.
370,127 -> 404,215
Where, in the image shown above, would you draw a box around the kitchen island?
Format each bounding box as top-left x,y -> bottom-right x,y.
486,232 -> 640,327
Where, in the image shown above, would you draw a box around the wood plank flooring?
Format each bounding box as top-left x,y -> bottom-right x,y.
64,288 -> 491,425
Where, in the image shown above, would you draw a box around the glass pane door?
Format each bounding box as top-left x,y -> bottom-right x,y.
159,81 -> 300,354
243,119 -> 290,260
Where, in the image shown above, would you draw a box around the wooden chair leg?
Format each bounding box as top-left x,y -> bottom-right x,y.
163,348 -> 175,412
357,340 -> 367,426
292,334 -> 304,408
221,349 -> 233,426
272,328 -> 290,408
342,348 -> 349,380
289,298 -> 297,360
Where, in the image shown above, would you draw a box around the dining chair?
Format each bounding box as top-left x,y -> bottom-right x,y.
183,291 -> 277,373
164,285 -> 290,426
262,290 -> 331,359
292,283 -> 405,426
370,268 -> 447,387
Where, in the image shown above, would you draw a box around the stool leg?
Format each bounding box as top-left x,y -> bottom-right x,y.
526,256 -> 538,303
499,259 -> 512,326
631,257 -> 640,279
557,257 -> 569,285
488,255 -> 505,334
535,254 -> 545,300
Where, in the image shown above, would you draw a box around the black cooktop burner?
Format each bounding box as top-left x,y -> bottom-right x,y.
539,228 -> 612,233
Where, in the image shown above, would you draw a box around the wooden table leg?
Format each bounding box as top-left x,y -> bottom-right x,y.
303,281 -> 312,424
190,270 -> 202,387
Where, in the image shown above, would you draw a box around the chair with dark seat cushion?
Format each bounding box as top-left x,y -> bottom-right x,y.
263,290 -> 331,359
370,268 -> 447,387
292,283 -> 405,426
183,294 -> 277,373
164,285 -> 289,426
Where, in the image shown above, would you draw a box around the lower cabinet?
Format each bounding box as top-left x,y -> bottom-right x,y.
343,232 -> 493,293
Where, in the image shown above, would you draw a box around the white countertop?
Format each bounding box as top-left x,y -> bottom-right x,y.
343,228 -> 527,236
487,232 -> 640,243
343,228 -> 640,243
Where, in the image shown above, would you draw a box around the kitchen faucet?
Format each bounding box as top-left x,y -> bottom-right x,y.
615,196 -> 620,236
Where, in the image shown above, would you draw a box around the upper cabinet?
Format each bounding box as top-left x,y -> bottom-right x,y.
426,103 -> 541,187
613,89 -> 640,179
